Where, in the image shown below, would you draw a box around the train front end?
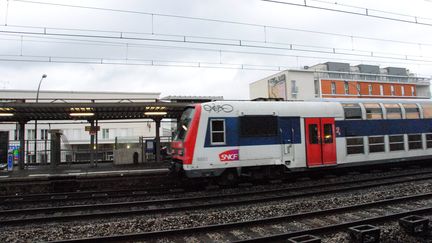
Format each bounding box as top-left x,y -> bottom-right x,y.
170,105 -> 201,176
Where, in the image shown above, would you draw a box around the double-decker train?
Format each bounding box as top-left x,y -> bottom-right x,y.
170,99 -> 432,183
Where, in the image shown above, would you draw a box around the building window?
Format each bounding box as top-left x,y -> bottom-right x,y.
342,103 -> 362,119
368,84 -> 372,95
356,83 -> 361,95
390,85 -> 395,96
369,136 -> 385,153
346,136 -> 364,154
384,104 -> 401,119
401,86 -> 405,96
240,116 -> 278,137
344,82 -> 349,95
389,135 -> 404,151
291,80 -> 297,99
380,85 -> 384,96
102,129 -> 109,139
408,134 -> 422,150
210,119 -> 225,144
426,133 -> 432,148
403,104 -> 420,119
364,103 -> 383,119
27,129 -> 35,140
41,129 -> 49,140
411,86 -> 415,96
331,82 -> 336,95
421,104 -> 432,118
314,79 -> 319,97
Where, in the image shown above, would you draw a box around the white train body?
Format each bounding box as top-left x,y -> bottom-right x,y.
171,99 -> 432,178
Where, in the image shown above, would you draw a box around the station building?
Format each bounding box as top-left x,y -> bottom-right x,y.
0,90 -> 222,165
250,62 -> 431,100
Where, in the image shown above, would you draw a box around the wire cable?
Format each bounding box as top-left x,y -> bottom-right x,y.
1,27 -> 432,65
11,0 -> 432,47
262,0 -> 432,27
2,31 -> 432,63
1,52 -> 432,75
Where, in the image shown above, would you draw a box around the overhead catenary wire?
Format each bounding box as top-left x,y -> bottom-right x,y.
0,0 -> 430,76
10,0 -> 432,47
2,31 -> 432,65
1,27 -> 432,65
309,0 -> 432,21
1,53 -> 432,76
261,0 -> 432,27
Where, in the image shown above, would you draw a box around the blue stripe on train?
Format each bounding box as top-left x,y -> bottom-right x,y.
335,119 -> 432,137
204,117 -> 432,147
204,117 -> 301,147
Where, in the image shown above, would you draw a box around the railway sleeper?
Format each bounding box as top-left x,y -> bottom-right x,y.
348,224 -> 381,243
287,234 -> 321,243
399,215 -> 430,236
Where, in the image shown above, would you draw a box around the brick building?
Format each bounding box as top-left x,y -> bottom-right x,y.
250,62 -> 431,100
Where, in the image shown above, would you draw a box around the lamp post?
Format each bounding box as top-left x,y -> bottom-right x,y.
34,74 -> 47,164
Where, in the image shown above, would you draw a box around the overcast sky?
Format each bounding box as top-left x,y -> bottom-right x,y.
0,0 -> 431,99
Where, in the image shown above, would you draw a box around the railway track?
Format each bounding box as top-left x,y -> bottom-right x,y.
0,170 -> 170,197
0,175 -> 183,206
47,192 -> 432,243
1,165 -> 431,209
1,168 -> 432,227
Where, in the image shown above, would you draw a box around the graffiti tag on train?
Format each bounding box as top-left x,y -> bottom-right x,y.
203,104 -> 234,113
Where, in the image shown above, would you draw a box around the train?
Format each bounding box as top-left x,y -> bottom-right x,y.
170,99 -> 432,183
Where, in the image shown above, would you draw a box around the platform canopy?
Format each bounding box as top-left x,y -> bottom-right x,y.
0,101 -> 190,122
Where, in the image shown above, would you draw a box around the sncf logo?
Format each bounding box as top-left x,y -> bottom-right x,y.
219,149 -> 239,162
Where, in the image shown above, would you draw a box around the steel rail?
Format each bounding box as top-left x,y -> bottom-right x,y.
0,175 -> 179,204
2,170 -> 432,226
1,166 -> 431,206
48,192 -> 432,242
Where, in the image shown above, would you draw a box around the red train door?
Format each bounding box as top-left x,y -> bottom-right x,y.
305,118 -> 337,167
305,118 -> 322,166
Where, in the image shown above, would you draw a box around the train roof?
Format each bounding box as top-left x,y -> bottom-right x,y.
317,98 -> 432,104
202,98 -> 432,105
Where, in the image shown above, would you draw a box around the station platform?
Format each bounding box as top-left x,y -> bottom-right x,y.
0,162 -> 170,182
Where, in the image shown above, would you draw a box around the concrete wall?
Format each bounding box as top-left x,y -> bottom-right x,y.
113,148 -> 142,165
286,71 -> 315,100
249,75 -> 271,100
249,70 -> 315,100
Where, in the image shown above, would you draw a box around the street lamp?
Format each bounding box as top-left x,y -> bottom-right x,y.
34,74 -> 47,163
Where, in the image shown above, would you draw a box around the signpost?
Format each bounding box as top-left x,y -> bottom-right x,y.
85,126 -> 100,133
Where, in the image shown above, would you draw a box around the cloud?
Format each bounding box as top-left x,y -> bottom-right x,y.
0,0 -> 431,99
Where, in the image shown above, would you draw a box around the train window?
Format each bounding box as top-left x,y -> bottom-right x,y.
422,104 -> 432,118
364,103 -> 383,119
342,103 -> 362,120
240,116 -> 278,137
384,104 -> 402,119
403,104 -> 420,119
210,119 -> 225,144
308,124 -> 319,144
426,134 -> 432,148
389,135 -> 404,151
408,134 -> 422,150
323,124 -> 333,143
346,137 -> 364,154
175,108 -> 195,141
368,136 -> 385,153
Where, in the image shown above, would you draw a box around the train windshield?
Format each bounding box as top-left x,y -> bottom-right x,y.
174,107 -> 195,141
